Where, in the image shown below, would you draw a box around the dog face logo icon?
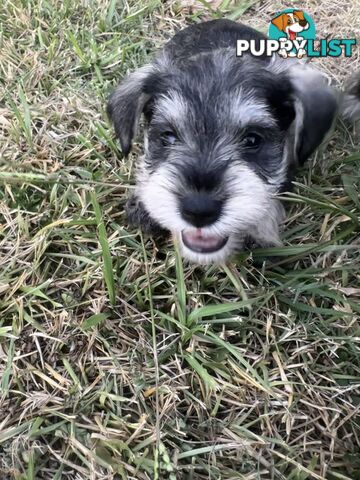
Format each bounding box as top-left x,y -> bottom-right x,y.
271,10 -> 309,41
269,9 -> 316,58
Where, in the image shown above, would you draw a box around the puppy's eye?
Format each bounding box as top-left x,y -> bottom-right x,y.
242,133 -> 263,150
160,131 -> 177,146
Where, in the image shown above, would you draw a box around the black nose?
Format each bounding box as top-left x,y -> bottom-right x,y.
180,193 -> 222,228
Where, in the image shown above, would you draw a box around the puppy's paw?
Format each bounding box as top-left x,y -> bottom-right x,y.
125,194 -> 167,236
243,236 -> 283,266
244,236 -> 282,251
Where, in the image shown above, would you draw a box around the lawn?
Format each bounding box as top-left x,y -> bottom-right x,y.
0,1 -> 359,479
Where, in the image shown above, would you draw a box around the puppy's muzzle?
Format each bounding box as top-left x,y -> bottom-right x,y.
180,192 -> 228,253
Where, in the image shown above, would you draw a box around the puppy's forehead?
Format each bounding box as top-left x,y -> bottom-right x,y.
149,54 -> 286,130
154,88 -> 276,130
155,90 -> 188,126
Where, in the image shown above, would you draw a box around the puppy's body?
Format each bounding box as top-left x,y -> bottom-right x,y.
108,20 -> 360,264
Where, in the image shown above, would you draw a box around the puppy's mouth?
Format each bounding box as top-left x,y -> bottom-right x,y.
181,229 -> 228,253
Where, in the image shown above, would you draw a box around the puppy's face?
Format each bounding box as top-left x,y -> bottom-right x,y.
108,53 -> 337,264
137,58 -> 294,263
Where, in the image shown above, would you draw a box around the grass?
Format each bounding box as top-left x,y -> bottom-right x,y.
0,0 -> 359,479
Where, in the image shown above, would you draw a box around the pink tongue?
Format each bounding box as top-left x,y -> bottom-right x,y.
289,30 -> 296,41
184,230 -> 223,249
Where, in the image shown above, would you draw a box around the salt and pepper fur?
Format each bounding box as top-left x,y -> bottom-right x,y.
107,20 -> 360,264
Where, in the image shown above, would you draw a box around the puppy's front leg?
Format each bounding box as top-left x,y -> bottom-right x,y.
125,194 -> 167,236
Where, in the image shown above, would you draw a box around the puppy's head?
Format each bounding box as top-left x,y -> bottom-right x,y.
108,52 -> 337,263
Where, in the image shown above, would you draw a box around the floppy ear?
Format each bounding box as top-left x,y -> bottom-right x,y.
291,72 -> 338,164
271,14 -> 286,32
293,10 -> 305,21
107,65 -> 154,156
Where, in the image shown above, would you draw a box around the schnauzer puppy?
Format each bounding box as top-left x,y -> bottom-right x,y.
107,20 -> 360,264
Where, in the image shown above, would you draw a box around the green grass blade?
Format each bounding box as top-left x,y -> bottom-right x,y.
81,313 -> 109,331
90,191 -> 116,305
187,297 -> 260,323
183,353 -> 218,392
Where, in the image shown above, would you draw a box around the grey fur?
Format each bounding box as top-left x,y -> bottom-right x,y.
342,71 -> 360,122
107,20 -> 360,264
